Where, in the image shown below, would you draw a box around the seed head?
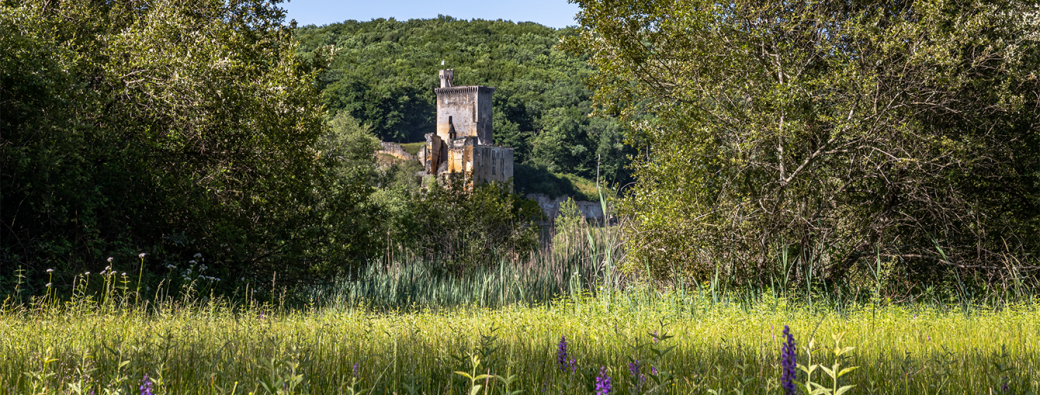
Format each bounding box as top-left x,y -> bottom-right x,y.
47,268 -> 53,273
107,257 -> 113,263
139,253 -> 146,258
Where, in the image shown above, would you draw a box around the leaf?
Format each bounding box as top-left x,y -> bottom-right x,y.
834,384 -> 857,395
836,366 -> 859,378
454,371 -> 473,380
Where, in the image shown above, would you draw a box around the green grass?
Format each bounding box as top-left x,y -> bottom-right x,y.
2,290 -> 1039,394
5,171 -> 1036,395
3,226 -> 1038,394
399,142 -> 425,156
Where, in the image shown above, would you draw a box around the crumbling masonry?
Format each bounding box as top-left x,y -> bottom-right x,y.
417,69 -> 514,188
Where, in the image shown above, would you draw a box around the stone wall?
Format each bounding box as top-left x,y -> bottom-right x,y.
526,193 -> 604,222
472,145 -> 514,185
377,142 -> 415,162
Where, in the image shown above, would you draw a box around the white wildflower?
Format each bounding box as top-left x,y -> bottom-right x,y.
139,253 -> 146,258
46,268 -> 53,273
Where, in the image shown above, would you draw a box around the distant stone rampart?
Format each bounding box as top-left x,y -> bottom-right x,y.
526,193 -> 604,222
378,142 -> 415,162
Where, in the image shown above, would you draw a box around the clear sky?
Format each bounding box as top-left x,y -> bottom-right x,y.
280,0 -> 581,29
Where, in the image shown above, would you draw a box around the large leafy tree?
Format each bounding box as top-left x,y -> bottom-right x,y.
567,0 -> 1040,285
1,0 -> 364,288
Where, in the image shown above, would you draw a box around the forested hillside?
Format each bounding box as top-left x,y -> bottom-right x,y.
295,17 -> 633,184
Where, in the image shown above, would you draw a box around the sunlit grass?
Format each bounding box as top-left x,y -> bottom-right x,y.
2,285 -> 1038,394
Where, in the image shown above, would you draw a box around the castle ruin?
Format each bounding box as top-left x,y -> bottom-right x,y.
417,69 -> 514,188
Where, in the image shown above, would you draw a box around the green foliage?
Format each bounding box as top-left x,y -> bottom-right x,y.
567,0 -> 1040,286
295,17 -> 634,183
0,0 -> 351,290
306,112 -> 384,276
405,176 -> 543,269
514,163 -> 599,201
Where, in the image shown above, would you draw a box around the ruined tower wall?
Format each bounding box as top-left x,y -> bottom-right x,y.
471,146 -> 514,185
435,86 -> 495,146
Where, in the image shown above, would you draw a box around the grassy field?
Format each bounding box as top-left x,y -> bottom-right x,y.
2,284 -> 1038,394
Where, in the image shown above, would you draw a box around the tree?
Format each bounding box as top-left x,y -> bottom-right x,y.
1,0 -> 344,289
566,0 -> 1040,286
406,176 -> 543,270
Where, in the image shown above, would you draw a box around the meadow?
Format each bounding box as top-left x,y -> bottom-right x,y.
2,265 -> 1038,395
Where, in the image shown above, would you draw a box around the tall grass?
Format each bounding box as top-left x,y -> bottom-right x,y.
2,280 -> 1039,394
4,211 -> 1040,394
314,203 -> 624,310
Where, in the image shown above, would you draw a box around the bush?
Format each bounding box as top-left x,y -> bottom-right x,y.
405,176 -> 543,270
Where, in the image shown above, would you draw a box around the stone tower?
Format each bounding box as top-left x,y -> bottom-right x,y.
418,69 -> 513,189
435,70 -> 495,146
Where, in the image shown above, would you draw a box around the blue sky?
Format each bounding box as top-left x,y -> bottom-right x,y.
280,0 -> 581,29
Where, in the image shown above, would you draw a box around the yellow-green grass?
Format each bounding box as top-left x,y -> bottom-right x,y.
1,293 -> 1038,394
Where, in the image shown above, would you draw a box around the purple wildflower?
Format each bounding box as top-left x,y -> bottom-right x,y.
139,373 -> 154,395
595,366 -> 612,395
781,325 -> 797,395
570,358 -> 577,373
353,362 -> 359,378
651,365 -> 658,376
1002,379 -> 1009,393
629,360 -> 645,391
557,336 -> 569,371
652,330 -> 658,344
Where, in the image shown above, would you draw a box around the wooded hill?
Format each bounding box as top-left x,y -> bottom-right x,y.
295,17 -> 634,186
